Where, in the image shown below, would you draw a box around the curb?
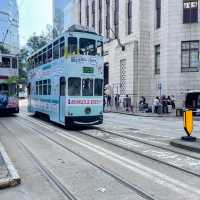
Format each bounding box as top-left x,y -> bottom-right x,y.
105,111 -> 176,118
170,139 -> 200,154
0,142 -> 21,189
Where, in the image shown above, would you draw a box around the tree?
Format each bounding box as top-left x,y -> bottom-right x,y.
26,33 -> 48,53
0,44 -> 10,54
18,48 -> 29,84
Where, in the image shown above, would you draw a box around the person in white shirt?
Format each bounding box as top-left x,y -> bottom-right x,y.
153,96 -> 160,113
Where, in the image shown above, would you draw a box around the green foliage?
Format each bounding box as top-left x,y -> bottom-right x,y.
0,44 -> 10,54
26,34 -> 48,53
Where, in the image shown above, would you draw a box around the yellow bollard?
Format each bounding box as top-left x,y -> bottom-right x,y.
183,110 -> 193,136
182,110 -> 196,141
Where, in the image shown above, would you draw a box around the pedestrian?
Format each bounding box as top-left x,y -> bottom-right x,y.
107,95 -> 111,107
103,96 -> 106,112
153,96 -> 159,113
161,95 -> 168,113
171,95 -> 176,109
115,94 -> 120,111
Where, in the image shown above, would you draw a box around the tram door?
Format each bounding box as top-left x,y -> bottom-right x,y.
59,77 -> 66,123
27,83 -> 31,112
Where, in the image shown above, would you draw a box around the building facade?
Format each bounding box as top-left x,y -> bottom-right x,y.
53,0 -> 68,34
0,0 -> 19,54
70,0 -> 200,107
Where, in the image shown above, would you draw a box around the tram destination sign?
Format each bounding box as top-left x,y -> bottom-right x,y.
83,67 -> 94,74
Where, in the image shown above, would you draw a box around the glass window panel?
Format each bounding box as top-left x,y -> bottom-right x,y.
190,50 -> 199,67
82,79 -> 94,96
190,41 -> 199,49
80,38 -> 96,55
68,78 -> 81,96
182,51 -> 190,68
68,37 -> 77,54
95,79 -> 103,96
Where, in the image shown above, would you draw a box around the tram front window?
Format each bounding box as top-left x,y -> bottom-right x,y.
0,57 -> 10,68
95,79 -> 103,96
82,79 -> 93,96
80,38 -> 96,56
0,84 -> 8,95
68,78 -> 81,96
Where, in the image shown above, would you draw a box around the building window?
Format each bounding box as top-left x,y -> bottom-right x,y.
181,41 -> 199,72
183,0 -> 198,23
114,0 -> 119,38
106,0 -> 110,38
156,0 -> 161,29
120,59 -> 127,95
128,0 -> 132,34
86,1 -> 89,26
99,0 -> 102,34
92,0 -> 95,28
155,45 -> 160,74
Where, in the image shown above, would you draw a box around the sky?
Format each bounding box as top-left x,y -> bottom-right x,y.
17,0 -> 53,47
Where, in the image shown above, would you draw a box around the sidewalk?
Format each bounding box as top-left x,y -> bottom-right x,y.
0,141 -> 20,189
104,107 -> 177,118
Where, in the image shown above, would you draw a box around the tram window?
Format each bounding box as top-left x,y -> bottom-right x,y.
39,81 -> 43,95
0,57 -> 10,68
36,82 -> 39,95
38,53 -> 42,65
42,49 -> 47,64
60,77 -> 66,96
80,38 -> 96,56
53,40 -> 60,60
34,55 -> 38,67
47,79 -> 51,95
47,45 -> 53,62
12,58 -> 18,69
43,80 -> 48,95
60,38 -> 65,57
82,79 -> 94,96
68,78 -> 81,96
97,41 -> 103,56
95,79 -> 103,96
68,37 -> 77,54
0,84 -> 8,95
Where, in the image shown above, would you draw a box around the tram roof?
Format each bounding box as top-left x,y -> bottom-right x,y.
0,53 -> 18,58
28,25 -> 102,60
185,90 -> 200,94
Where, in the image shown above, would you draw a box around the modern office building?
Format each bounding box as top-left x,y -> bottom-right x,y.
70,0 -> 200,107
53,0 -> 68,34
0,0 -> 19,54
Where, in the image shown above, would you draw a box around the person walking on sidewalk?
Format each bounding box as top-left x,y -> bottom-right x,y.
115,94 -> 120,111
171,95 -> 176,109
153,96 -> 160,113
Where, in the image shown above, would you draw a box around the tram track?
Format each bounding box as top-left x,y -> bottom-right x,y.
13,114 -> 158,200
14,112 -> 200,198
0,121 -> 79,200
19,112 -> 200,179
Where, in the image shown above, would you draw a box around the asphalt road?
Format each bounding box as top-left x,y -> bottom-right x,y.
0,101 -> 200,200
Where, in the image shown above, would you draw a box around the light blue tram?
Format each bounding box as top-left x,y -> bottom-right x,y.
27,25 -> 104,127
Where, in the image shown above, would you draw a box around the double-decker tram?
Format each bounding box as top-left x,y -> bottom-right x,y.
27,25 -> 104,127
0,54 -> 19,114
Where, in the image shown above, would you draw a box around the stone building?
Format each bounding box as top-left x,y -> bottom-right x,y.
68,0 -> 200,107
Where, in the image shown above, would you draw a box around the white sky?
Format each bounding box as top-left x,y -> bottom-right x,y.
17,0 -> 53,47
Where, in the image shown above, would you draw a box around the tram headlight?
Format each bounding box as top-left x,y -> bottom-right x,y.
85,107 -> 91,114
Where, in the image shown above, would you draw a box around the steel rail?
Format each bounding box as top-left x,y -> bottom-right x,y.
16,114 -> 158,200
